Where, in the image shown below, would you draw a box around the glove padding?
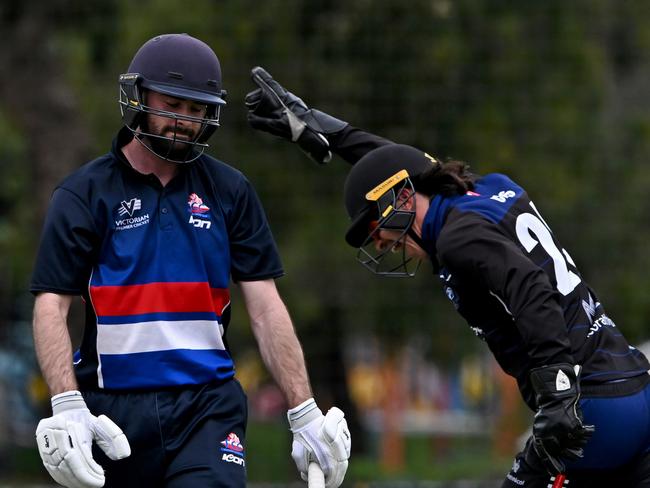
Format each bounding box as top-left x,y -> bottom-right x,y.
245,66 -> 348,164
35,390 -> 131,488
529,364 -> 595,474
288,398 -> 351,488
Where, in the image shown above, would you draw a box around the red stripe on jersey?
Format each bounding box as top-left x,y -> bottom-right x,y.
90,282 -> 230,316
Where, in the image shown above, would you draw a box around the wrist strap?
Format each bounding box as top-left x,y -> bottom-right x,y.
287,398 -> 321,431
51,390 -> 87,415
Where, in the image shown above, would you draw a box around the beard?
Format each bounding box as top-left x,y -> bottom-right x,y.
141,118 -> 197,162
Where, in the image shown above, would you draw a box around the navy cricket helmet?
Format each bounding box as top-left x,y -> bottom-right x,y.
118,33 -> 227,162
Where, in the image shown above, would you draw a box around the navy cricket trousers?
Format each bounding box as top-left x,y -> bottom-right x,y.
83,379 -> 248,487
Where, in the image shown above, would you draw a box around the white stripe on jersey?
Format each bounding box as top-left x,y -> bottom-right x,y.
97,320 -> 226,355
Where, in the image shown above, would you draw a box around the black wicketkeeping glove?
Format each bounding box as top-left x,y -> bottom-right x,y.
245,66 -> 348,164
529,363 -> 595,474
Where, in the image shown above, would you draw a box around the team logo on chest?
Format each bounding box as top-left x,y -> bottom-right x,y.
115,197 -> 150,231
187,192 -> 212,229
118,198 -> 141,216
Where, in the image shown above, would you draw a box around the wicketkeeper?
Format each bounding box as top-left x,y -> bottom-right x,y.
245,66 -> 650,488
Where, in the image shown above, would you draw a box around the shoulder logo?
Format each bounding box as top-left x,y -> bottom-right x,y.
490,189 -> 516,203
118,198 -> 142,217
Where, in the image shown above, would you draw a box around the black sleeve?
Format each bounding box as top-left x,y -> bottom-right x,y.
329,126 -> 395,164
228,177 -> 284,282
30,187 -> 100,295
438,215 -> 575,368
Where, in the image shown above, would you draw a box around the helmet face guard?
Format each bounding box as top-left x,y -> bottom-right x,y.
355,171 -> 421,277
118,34 -> 227,163
119,73 -> 224,163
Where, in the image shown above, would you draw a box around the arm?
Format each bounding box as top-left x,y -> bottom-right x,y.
438,215 -> 575,368
438,215 -> 593,474
32,292 -> 131,488
33,292 -> 77,395
245,66 -> 393,165
239,278 -> 350,488
238,278 -> 311,406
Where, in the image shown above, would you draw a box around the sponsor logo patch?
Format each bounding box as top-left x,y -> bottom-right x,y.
188,193 -> 210,214
490,190 -> 516,203
115,197 -> 149,231
188,193 -> 211,229
220,432 -> 245,466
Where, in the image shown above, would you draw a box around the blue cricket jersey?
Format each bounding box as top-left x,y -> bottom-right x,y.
31,128 -> 284,390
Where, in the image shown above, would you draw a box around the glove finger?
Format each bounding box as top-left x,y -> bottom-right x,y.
247,114 -> 295,137
324,460 -> 348,488
62,451 -> 104,488
244,88 -> 262,108
45,422 -> 104,488
68,421 -> 105,477
533,437 -> 565,474
290,438 -> 310,474
43,463 -> 74,488
321,408 -> 345,441
580,424 -> 596,437
320,408 -> 351,462
36,429 -> 71,488
567,425 -> 595,447
251,66 -> 287,97
93,415 -> 131,460
561,446 -> 584,461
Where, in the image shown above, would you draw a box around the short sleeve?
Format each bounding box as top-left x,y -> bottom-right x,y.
227,178 -> 284,282
30,187 -> 100,294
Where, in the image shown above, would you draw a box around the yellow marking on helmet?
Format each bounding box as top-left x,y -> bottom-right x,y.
366,169 -> 409,201
424,152 -> 439,164
381,205 -> 394,218
129,100 -> 139,106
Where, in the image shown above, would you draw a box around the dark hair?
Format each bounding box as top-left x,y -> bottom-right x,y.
413,160 -> 476,197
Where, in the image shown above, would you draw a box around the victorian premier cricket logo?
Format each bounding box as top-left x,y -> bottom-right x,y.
115,197 -> 150,231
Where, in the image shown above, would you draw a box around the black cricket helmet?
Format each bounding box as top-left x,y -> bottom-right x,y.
343,144 -> 439,277
118,33 -> 227,163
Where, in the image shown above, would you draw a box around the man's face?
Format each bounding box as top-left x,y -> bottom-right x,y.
142,91 -> 208,159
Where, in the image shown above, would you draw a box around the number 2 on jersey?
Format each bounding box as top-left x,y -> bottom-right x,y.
515,202 -> 581,296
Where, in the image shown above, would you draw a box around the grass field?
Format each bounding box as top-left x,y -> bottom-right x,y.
0,421 -> 512,487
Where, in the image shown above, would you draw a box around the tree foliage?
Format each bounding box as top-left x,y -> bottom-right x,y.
3,0 -> 650,379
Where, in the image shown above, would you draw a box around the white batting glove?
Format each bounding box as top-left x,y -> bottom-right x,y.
35,390 -> 131,488
288,398 -> 351,488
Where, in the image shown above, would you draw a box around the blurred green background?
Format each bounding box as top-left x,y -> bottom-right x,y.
2,0 -> 650,486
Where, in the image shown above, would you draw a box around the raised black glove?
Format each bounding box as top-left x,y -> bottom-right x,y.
529,363 -> 595,474
245,66 -> 348,164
